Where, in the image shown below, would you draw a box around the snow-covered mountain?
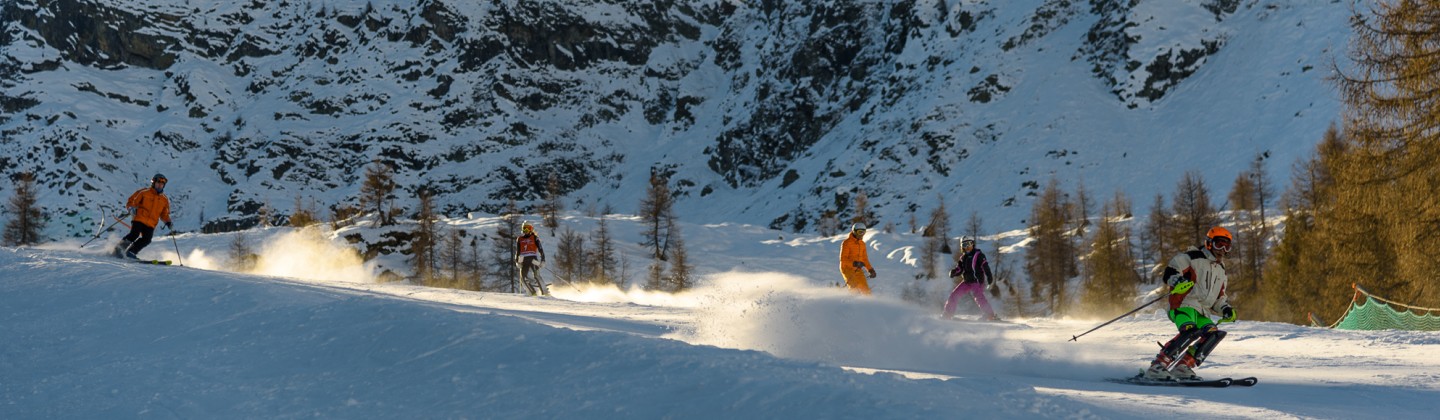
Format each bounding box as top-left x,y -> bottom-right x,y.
1,0 -> 1350,236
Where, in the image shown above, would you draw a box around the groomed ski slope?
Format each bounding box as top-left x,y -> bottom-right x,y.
3,221 -> 1438,419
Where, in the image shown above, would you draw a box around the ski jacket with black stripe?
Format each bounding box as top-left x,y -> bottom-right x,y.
1163,247 -> 1230,317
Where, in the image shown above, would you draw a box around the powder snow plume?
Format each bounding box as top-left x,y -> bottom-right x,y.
244,229 -> 376,283
175,229 -> 376,283
602,270 -> 1132,381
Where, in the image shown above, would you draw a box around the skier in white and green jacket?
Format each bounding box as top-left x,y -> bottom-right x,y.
1144,226 -> 1237,381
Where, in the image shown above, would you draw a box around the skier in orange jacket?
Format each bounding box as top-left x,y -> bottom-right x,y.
839,223 -> 877,294
114,174 -> 172,259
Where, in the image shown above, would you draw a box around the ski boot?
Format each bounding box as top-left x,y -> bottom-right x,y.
1170,354 -> 1201,380
112,240 -> 133,258
1143,362 -> 1174,381
1144,353 -> 1176,381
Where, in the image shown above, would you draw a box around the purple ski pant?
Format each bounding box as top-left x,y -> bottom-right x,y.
942,282 -> 996,319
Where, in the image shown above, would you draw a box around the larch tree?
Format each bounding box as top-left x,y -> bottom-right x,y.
1141,194 -> 1173,283
554,227 -> 587,286
1333,0 -> 1440,305
639,172 -> 674,261
920,201 -> 952,280
588,212 -> 619,285
1079,192 -> 1140,317
666,227 -> 695,292
489,202 -> 522,293
1023,177 -> 1078,315
360,160 -> 397,227
1260,127 -> 1344,323
852,190 -> 872,229
437,229 -> 467,289
542,173 -> 563,236
1169,171 -> 1220,251
3,172 -> 45,246
290,195 -> 319,228
1226,154 -> 1275,314
466,236 -> 489,291
409,189 -> 439,286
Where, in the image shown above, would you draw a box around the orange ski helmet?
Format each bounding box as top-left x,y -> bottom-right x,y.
1206,226 -> 1233,251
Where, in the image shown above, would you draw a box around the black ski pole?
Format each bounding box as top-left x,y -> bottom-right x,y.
169,228 -> 184,266
1070,294 -> 1166,342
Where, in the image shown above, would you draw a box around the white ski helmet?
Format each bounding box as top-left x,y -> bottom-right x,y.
851,223 -> 867,233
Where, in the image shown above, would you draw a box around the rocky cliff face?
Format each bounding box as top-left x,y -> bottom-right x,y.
0,0 -> 1348,236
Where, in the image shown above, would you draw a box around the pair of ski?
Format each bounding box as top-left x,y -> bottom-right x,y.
115,249 -> 172,265
1111,374 -> 1258,388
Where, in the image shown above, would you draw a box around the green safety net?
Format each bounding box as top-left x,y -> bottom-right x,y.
1328,286 -> 1440,331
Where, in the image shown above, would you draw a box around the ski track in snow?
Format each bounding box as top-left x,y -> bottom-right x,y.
3,237 -> 1437,419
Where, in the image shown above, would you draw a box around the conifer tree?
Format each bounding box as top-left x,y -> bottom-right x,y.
489,203 -> 521,292
817,210 -> 839,236
1334,0 -> 1440,306
257,200 -> 273,229
290,195 -> 319,228
1169,171 -> 1219,250
639,172 -> 674,261
963,211 -> 982,247
852,190 -> 871,229
920,201 -> 951,280
1079,192 -> 1139,316
228,231 -> 257,272
667,229 -> 695,291
555,227 -> 586,285
467,236 -> 488,291
920,232 -> 942,281
1141,194 -> 1173,282
1024,177 -> 1078,315
437,230 -> 467,289
1227,155 -> 1275,313
409,189 -> 438,285
542,173 -> 563,236
329,203 -> 361,230
3,172 -> 45,246
588,213 -> 618,285
1260,127 -> 1344,323
360,160 -> 397,227
645,259 -> 667,291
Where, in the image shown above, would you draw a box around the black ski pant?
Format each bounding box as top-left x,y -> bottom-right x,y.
122,221 -> 155,254
519,255 -> 541,283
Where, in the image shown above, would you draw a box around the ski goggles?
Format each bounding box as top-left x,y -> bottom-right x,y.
1210,238 -> 1232,252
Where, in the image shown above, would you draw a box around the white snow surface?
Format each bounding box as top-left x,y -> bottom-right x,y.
4,217 -> 1437,419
